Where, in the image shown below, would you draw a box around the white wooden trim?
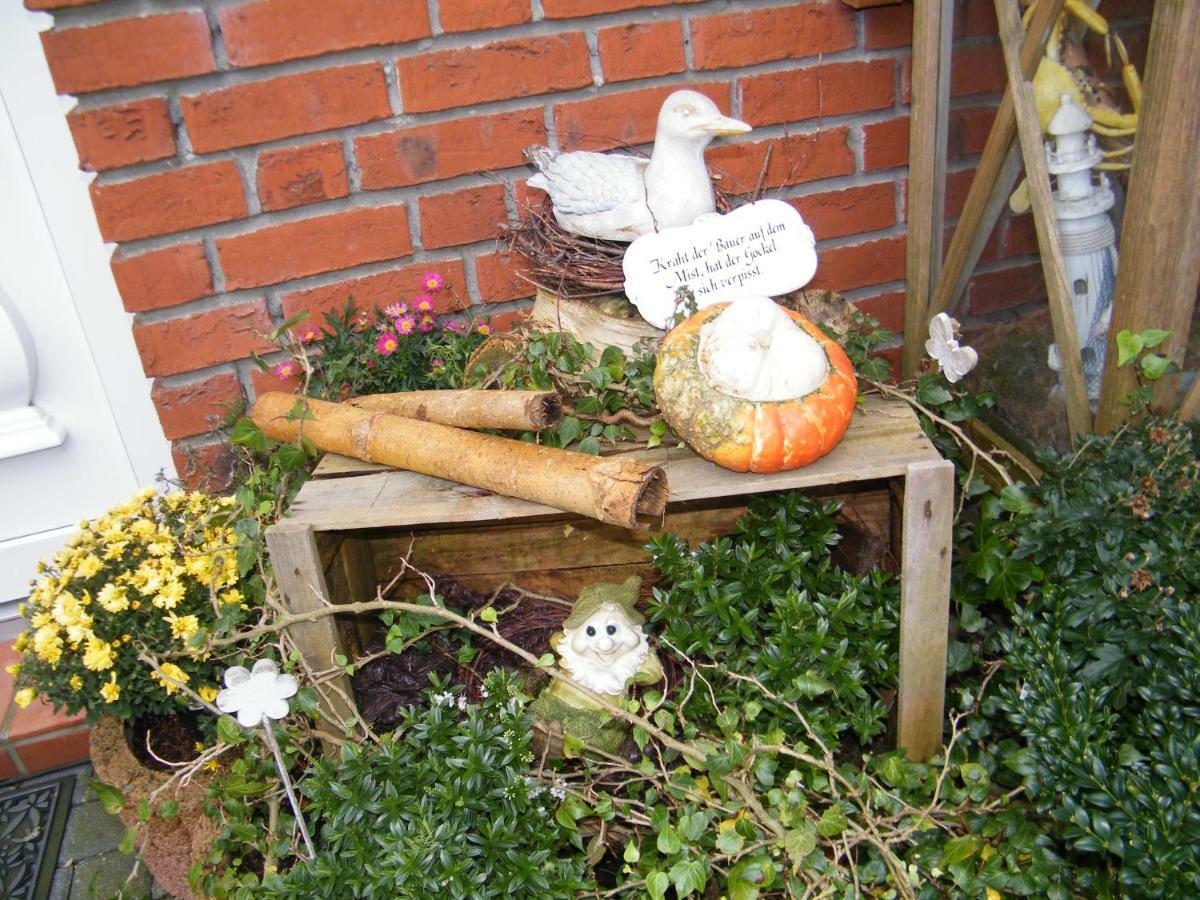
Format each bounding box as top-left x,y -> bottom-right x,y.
0,7 -> 174,485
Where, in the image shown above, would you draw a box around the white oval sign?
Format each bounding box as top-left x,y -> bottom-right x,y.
622,199 -> 818,329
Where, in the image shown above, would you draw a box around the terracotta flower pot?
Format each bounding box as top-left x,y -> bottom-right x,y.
89,716 -> 221,899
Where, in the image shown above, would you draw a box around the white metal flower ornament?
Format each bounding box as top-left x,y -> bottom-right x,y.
216,658 -> 298,727
925,312 -> 978,384
214,658 -> 314,858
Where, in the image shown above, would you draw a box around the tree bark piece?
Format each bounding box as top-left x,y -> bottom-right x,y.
349,390 -> 562,431
253,392 -> 667,530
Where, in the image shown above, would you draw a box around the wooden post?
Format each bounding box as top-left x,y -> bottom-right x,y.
265,522 -> 357,738
1094,1 -> 1200,432
925,0 -> 1065,323
1180,377 -> 1200,423
995,0 -> 1093,441
902,0 -> 954,379
896,459 -> 955,761
338,537 -> 380,657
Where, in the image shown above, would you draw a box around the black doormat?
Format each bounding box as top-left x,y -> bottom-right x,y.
0,772 -> 74,900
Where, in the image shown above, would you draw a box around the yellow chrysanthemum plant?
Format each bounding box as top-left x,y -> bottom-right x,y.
10,487 -> 258,724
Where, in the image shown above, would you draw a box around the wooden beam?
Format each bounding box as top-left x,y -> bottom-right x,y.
1094,1 -> 1200,432
902,0 -> 954,378
925,0 -> 1065,323
994,0 -> 1093,441
1180,377 -> 1200,423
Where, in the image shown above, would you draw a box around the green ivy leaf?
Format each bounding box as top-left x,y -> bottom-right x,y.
816,806 -> 848,837
646,870 -> 670,900
1140,328 -> 1170,349
137,798 -> 151,822
783,828 -> 817,868
1140,352 -> 1170,381
1116,329 -> 1143,367
479,606 -> 498,623
577,436 -> 601,456
917,381 -> 954,406
999,483 -> 1035,515
118,824 -> 138,855
716,828 -> 745,854
556,416 -> 584,447
159,800 -> 179,821
89,780 -> 126,815
656,825 -> 682,856
217,715 -> 248,745
669,858 -> 707,897
536,652 -> 556,668
229,418 -> 270,452
941,834 -> 981,866
623,840 -> 640,864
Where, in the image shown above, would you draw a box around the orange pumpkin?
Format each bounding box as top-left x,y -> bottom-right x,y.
654,298 -> 858,473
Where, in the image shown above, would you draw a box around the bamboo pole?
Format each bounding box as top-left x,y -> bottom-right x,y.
994,0 -> 1092,442
901,0 -> 954,378
923,0 -> 1065,325
1094,0 -> 1200,432
252,393 -> 667,530
349,390 -> 563,431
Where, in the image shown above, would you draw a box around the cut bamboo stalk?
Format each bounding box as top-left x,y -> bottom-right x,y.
995,0 -> 1092,442
922,0 -> 1065,328
253,393 -> 667,530
349,390 -> 563,431
901,0 -> 954,379
1095,0 -> 1200,431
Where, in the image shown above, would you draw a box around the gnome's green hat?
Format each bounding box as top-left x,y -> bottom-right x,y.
562,576 -> 643,629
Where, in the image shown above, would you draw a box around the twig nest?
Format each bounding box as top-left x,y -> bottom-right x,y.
655,297 -> 858,473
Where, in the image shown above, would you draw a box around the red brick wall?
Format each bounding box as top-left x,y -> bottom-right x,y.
31,0 -> 1152,481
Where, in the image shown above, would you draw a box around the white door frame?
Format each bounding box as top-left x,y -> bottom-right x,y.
0,7 -> 176,628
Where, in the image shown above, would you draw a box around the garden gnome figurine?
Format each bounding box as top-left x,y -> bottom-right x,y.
531,575 -> 662,754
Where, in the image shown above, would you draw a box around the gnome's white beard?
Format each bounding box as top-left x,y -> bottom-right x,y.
559,632 -> 650,696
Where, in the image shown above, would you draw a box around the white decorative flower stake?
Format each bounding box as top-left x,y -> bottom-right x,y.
925,313 -> 978,384
216,659 -> 315,859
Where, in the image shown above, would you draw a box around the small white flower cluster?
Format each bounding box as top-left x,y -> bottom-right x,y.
431,690 -> 468,710
549,778 -> 567,802
525,776 -> 545,799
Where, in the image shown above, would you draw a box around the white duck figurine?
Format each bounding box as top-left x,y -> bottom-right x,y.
526,90 -> 751,242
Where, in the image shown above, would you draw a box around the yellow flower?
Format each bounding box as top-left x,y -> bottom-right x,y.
102,540 -> 130,561
13,631 -> 30,653
82,636 -> 116,672
155,662 -> 189,695
14,688 -> 36,708
165,613 -> 200,642
136,486 -> 158,502
100,673 -> 121,703
147,539 -> 174,558
220,588 -> 244,606
5,662 -> 20,677
51,592 -> 85,627
153,579 -> 186,610
69,675 -> 83,690
64,617 -> 94,647
199,685 -> 219,703
130,518 -> 157,539
75,554 -> 104,579
33,626 -> 63,665
97,583 -> 129,613
30,611 -> 51,629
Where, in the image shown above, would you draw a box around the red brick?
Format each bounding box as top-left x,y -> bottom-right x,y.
41,13 -> 214,95
26,0 -> 99,8
171,439 -> 235,492
691,4 -> 856,71
950,105 -> 997,159
960,0 -> 998,37
111,243 -> 212,313
134,301 -> 274,377
440,0 -> 532,32
182,64 -> 391,154
809,234 -> 906,293
257,140 -> 349,212
1003,213 -> 1039,258
515,178 -> 547,212
356,108 -> 545,189
598,21 -> 685,83
951,44 -> 1006,98
0,748 -> 17,781
542,0 -> 702,18
967,263 -> 1046,315
862,116 -> 909,171
66,98 -> 175,172
707,128 -> 854,193
0,642 -> 19,720
790,182 -> 895,241
555,83 -> 727,152
944,167 -> 977,219
279,259 -> 468,320
250,364 -> 302,398
5,694 -> 85,741
220,0 -> 430,67
487,305 -> 532,333
418,185 -> 508,250
475,251 -> 533,303
90,161 -> 247,242
864,3 -> 913,50
218,205 -> 412,290
13,728 -> 91,774
398,34 -> 592,113
740,60 -> 895,128
152,372 -> 244,440
853,289 -> 905,334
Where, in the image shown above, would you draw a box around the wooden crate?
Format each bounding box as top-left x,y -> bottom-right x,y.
267,394 -> 954,760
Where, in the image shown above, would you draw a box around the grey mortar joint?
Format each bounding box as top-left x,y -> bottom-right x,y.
202,236 -> 226,295
425,0 -> 444,37
230,148 -> 262,217
681,16 -> 695,71
342,135 -> 363,192
460,247 -> 482,306
584,31 -> 604,87
204,5 -> 231,71
530,0 -> 546,23
165,93 -> 195,161
383,59 -> 405,117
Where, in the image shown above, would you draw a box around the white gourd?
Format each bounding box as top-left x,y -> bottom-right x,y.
696,296 -> 829,402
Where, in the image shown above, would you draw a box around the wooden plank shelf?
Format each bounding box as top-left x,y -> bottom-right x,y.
268,393 -> 955,760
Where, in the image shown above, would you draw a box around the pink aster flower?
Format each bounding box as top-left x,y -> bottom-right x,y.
415,295 -> 435,314
418,314 -> 435,333
431,358 -> 444,369
273,360 -> 297,380
476,323 -> 491,336
297,325 -> 320,344
421,272 -> 444,292
396,315 -> 416,336
443,319 -> 464,333
375,331 -> 400,356
383,302 -> 408,319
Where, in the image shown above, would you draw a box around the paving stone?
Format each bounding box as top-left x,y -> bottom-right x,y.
60,800 -> 125,862
67,850 -> 151,899
49,866 -> 73,900
69,764 -> 95,805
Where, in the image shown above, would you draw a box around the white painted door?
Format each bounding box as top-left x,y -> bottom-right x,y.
0,7 -> 175,629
